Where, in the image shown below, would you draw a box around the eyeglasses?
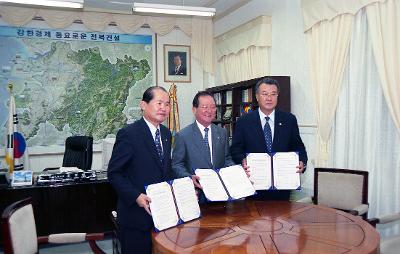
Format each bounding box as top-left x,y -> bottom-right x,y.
199,105 -> 217,110
260,92 -> 278,98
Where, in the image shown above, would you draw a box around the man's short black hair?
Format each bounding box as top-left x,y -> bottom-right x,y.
255,77 -> 280,94
142,86 -> 168,103
192,91 -> 215,108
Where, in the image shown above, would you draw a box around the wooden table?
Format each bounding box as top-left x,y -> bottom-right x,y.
152,200 -> 379,254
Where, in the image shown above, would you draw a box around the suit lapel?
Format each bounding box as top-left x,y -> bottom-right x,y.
192,123 -> 213,168
273,110 -> 282,149
160,126 -> 170,161
139,119 -> 163,169
251,110 -> 266,148
211,125 -> 220,167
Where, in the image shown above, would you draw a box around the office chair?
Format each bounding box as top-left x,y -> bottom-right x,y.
62,135 -> 93,170
297,167 -> 369,219
1,198 -> 106,254
368,212 -> 400,254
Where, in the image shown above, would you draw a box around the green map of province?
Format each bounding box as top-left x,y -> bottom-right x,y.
43,46 -> 150,140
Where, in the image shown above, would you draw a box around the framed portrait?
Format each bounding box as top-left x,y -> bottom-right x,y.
164,44 -> 191,83
11,170 -> 33,187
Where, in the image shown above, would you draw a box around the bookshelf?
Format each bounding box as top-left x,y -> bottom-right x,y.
207,76 -> 290,139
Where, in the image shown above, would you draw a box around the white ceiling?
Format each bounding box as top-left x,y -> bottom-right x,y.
83,0 -> 250,19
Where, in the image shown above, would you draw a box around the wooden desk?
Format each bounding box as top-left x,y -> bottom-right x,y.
152,200 -> 379,254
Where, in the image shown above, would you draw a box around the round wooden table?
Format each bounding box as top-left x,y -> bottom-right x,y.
152,200 -> 379,254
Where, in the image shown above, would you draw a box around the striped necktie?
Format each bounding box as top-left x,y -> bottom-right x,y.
263,116 -> 273,153
155,129 -> 163,160
203,127 -> 212,163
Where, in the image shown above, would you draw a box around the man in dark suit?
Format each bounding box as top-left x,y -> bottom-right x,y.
169,55 -> 186,75
230,77 -> 307,200
107,86 -> 172,254
172,91 -> 234,201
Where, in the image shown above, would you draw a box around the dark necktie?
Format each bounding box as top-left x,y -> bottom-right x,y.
264,116 -> 273,153
203,127 -> 212,163
155,129 -> 163,160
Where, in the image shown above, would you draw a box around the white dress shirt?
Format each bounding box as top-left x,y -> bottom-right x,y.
143,116 -> 163,151
258,108 -> 275,141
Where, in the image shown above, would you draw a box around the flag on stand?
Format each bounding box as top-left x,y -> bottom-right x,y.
5,84 -> 30,174
168,84 -> 180,145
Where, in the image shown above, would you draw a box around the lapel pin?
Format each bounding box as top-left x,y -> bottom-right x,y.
279,122 -> 282,126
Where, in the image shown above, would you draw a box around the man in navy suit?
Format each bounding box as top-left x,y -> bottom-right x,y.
108,86 -> 172,254
169,55 -> 187,75
230,77 -> 307,200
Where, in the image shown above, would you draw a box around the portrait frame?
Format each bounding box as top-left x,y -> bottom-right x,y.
164,44 -> 191,83
11,170 -> 33,187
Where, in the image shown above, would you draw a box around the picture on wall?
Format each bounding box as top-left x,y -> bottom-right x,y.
164,44 -> 191,83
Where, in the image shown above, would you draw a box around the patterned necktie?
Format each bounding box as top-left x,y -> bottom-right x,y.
203,127 -> 212,163
155,129 -> 163,160
264,117 -> 273,153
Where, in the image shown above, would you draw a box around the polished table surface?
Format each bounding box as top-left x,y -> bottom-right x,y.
152,200 -> 379,254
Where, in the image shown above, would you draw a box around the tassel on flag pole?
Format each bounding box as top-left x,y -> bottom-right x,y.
168,83 -> 180,145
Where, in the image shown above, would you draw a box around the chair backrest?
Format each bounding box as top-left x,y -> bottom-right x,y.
314,168 -> 368,210
1,198 -> 38,254
62,136 -> 93,170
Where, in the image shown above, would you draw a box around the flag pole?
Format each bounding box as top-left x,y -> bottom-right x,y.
5,83 -> 15,175
168,83 -> 180,145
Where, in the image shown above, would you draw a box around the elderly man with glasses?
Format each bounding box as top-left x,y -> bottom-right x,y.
172,91 -> 234,203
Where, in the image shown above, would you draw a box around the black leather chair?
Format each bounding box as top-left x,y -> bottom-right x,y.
62,136 -> 93,170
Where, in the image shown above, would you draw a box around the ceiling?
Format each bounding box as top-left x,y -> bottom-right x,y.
83,0 -> 251,20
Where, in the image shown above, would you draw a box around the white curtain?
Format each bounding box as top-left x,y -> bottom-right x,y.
366,0 -> 400,133
0,6 -> 214,74
330,9 -> 400,237
219,46 -> 270,84
215,15 -> 271,84
306,14 -> 353,166
301,0 -> 387,32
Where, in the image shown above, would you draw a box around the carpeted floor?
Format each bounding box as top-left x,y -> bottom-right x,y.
0,239 -> 113,254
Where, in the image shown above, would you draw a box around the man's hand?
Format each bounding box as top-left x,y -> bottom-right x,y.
296,161 -> 305,173
191,175 -> 202,189
242,158 -> 250,177
136,193 -> 152,215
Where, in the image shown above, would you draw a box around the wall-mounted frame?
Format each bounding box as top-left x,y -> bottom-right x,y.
11,170 -> 33,187
164,44 -> 191,83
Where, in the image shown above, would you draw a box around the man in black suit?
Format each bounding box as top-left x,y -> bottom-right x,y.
108,86 -> 172,254
230,77 -> 307,200
169,55 -> 186,75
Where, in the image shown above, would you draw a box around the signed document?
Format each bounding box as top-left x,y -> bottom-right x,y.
273,152 -> 300,190
246,152 -> 301,190
247,153 -> 272,190
146,177 -> 201,231
195,168 -> 229,201
172,177 -> 201,222
195,165 -> 256,201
